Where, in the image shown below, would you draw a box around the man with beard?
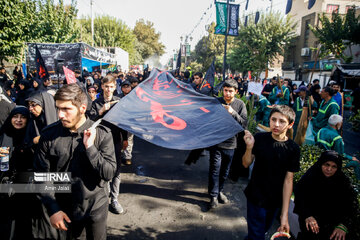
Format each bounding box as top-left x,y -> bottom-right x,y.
34,84 -> 116,239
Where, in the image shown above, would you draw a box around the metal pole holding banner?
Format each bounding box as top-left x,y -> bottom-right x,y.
222,0 -> 230,81
91,0 -> 94,47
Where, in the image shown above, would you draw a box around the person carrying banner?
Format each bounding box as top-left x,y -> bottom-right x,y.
311,87 -> 339,134
192,72 -> 212,96
117,80 -> 134,165
88,76 -> 128,214
34,84 -> 116,239
269,77 -> 290,106
208,79 -> 247,209
242,105 -> 300,240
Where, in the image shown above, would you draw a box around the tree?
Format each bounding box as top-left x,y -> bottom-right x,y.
133,19 -> 165,62
31,0 -> 79,43
0,0 -> 79,64
310,6 -> 360,63
0,0 -> 36,64
78,15 -> 137,64
228,12 -> 296,78
191,22 -> 234,73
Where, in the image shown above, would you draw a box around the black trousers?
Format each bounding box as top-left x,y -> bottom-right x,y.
67,192 -> 109,240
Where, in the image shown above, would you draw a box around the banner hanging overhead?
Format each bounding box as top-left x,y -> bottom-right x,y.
215,2 -> 240,36
215,2 -> 227,35
104,69 -> 244,150
228,4 -> 239,36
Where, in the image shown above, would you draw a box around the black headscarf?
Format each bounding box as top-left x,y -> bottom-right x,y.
0,106 -> 30,147
0,106 -> 31,175
294,150 -> 357,230
16,80 -> 34,106
24,91 -> 58,146
32,78 -> 46,92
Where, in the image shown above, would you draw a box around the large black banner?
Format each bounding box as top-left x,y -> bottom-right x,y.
104,69 -> 244,150
27,43 -> 117,80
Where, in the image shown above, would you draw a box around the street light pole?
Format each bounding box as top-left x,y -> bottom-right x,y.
222,0 -> 230,81
91,0 -> 94,46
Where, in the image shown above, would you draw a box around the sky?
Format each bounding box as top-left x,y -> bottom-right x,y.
66,0 -> 287,65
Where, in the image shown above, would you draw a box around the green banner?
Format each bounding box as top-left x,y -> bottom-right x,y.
186,44 -> 191,56
215,2 -> 227,35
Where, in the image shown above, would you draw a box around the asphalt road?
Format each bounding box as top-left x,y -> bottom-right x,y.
106,137 -> 249,240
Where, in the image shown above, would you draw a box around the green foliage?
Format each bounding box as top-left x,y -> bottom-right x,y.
78,15 -> 137,64
0,0 -> 79,64
0,0 -> 35,64
31,0 -> 79,43
344,6 -> 360,45
133,19 -> 165,63
241,95 -> 258,134
228,12 -> 296,78
294,145 -> 324,183
349,110 -> 360,132
188,61 -> 203,73
191,22 -> 235,73
310,6 -> 360,63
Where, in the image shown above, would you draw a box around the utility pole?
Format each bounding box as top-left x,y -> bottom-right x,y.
222,0 -> 230,81
91,0 -> 94,46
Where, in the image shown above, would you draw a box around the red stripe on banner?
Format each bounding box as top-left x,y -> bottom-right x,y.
200,107 -> 210,113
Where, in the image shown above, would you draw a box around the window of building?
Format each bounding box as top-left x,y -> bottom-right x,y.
304,19 -> 311,47
326,4 -> 339,13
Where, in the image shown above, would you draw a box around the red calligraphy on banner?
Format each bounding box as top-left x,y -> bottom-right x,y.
136,86 -> 192,130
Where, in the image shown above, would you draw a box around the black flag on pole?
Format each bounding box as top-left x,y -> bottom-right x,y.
175,46 -> 182,75
204,58 -> 215,88
255,11 -> 260,24
308,0 -> 316,9
285,0 -> 293,14
35,45 -> 50,82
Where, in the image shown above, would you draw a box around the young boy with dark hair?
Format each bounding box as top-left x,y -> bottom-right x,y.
242,105 -> 300,240
207,79 -> 247,209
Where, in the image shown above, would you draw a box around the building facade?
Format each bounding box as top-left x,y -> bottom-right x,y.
283,0 -> 360,87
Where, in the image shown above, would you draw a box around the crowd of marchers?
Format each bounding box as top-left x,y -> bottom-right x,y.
0,65 -> 359,240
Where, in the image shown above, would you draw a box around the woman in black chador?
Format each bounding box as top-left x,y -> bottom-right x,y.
294,150 -> 359,240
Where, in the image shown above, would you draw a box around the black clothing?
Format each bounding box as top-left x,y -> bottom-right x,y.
0,73 -> 8,86
89,95 -> 127,140
4,80 -> 16,100
0,106 -> 39,239
294,151 -> 358,239
262,83 -> 275,96
16,80 -> 34,106
238,81 -> 248,97
24,91 -> 58,146
13,69 -> 23,82
352,86 -> 360,113
89,95 -> 127,164
215,97 -> 247,149
245,132 -> 300,209
310,85 -> 321,107
34,118 -> 116,239
32,78 -> 47,93
0,98 -> 15,128
0,106 -> 32,174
